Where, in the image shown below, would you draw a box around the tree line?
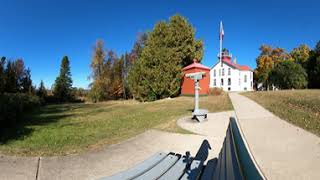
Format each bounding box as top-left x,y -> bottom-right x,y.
0,55 -> 77,127
255,42 -> 320,90
89,14 -> 203,102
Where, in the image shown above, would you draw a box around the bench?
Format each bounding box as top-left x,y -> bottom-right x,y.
100,117 -> 266,180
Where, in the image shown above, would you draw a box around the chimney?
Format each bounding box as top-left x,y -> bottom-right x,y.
233,57 -> 237,64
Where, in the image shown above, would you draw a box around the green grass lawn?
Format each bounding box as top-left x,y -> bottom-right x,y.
243,90 -> 320,136
0,94 -> 232,156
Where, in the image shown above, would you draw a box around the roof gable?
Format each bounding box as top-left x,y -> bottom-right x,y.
183,62 -> 210,71
211,60 -> 253,71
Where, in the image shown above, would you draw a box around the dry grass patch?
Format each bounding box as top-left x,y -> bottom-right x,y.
243,90 -> 320,136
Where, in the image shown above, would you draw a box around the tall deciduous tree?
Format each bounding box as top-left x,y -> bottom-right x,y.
290,44 -> 310,68
89,40 -> 107,102
269,61 -> 307,89
53,56 -> 73,101
89,40 -> 127,102
255,45 -> 292,90
128,14 -> 203,101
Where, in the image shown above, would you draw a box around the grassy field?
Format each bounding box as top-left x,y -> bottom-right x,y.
243,90 -> 320,136
0,94 -> 232,156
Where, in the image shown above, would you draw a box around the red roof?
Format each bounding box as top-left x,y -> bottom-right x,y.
222,59 -> 252,71
183,62 -> 210,71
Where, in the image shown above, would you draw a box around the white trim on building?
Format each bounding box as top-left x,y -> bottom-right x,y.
210,60 -> 254,92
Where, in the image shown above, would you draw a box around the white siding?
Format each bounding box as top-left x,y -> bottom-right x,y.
209,61 -> 253,92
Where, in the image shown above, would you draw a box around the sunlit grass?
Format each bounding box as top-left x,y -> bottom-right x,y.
0,93 -> 232,156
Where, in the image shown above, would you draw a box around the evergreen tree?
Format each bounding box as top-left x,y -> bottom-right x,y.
5,61 -> 17,93
128,14 -> 203,101
36,80 -> 47,99
0,57 -> 6,93
21,68 -> 33,93
53,56 -> 73,102
307,41 -> 320,88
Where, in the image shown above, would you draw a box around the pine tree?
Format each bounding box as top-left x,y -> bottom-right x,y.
307,41 -> 320,88
0,57 -> 6,93
21,68 -> 33,93
53,56 -> 73,102
5,61 -> 17,93
37,80 -> 47,99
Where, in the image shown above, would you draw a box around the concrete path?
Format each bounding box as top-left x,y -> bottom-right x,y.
229,93 -> 320,180
0,111 -> 234,180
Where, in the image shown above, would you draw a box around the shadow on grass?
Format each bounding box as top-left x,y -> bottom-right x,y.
0,103 -> 86,144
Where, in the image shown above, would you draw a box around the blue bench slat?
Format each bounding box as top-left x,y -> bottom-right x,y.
226,128 -> 244,180
100,152 -> 167,180
200,158 -> 218,180
134,154 -> 179,180
230,117 -> 265,180
158,156 -> 188,180
180,159 -> 204,180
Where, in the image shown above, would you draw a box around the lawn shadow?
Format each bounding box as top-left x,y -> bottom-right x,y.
0,103 -> 84,145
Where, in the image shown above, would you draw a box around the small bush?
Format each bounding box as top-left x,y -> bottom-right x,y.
209,87 -> 224,96
0,93 -> 41,127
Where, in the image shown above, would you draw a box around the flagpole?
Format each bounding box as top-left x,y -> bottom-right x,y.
220,21 -> 223,67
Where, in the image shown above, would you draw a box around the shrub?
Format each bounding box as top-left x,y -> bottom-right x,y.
0,93 -> 41,127
209,87 -> 224,96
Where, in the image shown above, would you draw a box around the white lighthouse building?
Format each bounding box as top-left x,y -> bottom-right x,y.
209,49 -> 254,91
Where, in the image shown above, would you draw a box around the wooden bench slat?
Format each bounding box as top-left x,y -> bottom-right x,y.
158,156 -> 188,180
134,154 -> 179,180
180,159 -> 203,180
100,152 -> 167,180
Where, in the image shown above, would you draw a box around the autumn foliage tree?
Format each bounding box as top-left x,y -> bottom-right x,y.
255,45 -> 293,89
89,40 -> 126,102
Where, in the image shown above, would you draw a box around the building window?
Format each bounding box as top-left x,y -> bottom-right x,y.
244,87 -> 247,91
251,81 -> 253,87
239,78 -> 241,86
244,75 -> 247,83
228,87 -> 231,91
250,72 -> 252,79
214,79 -> 216,86
219,69 -> 221,76
228,68 -> 231,75
221,78 -> 224,86
222,69 -> 225,76
228,78 -> 231,85
214,70 -> 216,77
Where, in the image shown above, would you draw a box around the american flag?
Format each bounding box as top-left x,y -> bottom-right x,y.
220,21 -> 224,40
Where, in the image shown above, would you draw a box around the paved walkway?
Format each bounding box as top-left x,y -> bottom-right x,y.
0,111 -> 234,180
229,93 -> 320,180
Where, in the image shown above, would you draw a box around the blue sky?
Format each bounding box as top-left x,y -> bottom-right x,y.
0,0 -> 319,88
